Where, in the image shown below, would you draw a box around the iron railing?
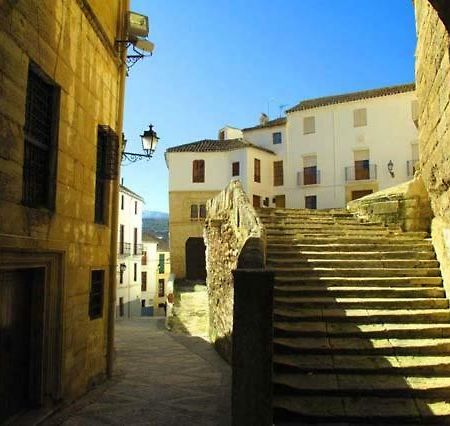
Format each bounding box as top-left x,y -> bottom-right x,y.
297,169 -> 321,186
407,159 -> 419,177
133,243 -> 143,256
118,242 -> 131,256
345,164 -> 377,182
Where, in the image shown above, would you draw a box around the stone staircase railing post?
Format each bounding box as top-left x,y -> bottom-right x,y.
231,269 -> 274,426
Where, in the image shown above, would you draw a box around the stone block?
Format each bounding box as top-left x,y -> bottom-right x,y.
372,201 -> 399,214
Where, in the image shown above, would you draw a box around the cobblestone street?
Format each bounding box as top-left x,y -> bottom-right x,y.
42,319 -> 231,426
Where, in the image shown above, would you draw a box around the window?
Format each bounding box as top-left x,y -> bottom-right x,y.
121,195 -> 124,210
119,224 -> 125,254
158,254 -> 165,273
89,270 -> 104,319
252,195 -> 261,209
303,116 -> 315,134
119,266 -> 124,284
232,161 -> 240,177
193,159 -> 205,183
95,126 -> 120,224
190,204 -> 198,219
134,201 -> 137,214
142,250 -> 147,265
354,150 -> 370,180
141,271 -> 147,291
303,155 -> 318,185
273,161 -> 284,186
254,159 -> 261,183
23,63 -> 59,209
354,108 -> 367,127
275,195 -> 286,208
133,227 -> 138,254
305,195 -> 317,209
272,132 -> 282,144
190,204 -> 207,220
158,279 -> 165,297
134,263 -> 137,281
141,300 -> 146,307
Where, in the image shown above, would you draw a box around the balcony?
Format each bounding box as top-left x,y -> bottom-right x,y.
133,243 -> 143,256
118,242 -> 131,256
407,159 -> 419,177
345,164 -> 377,182
297,169 -> 321,186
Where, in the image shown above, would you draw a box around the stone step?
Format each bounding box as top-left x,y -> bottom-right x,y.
274,307 -> 450,323
263,222 -> 387,229
267,242 -> 434,252
273,353 -> 450,375
275,276 -> 443,287
274,297 -> 449,310
273,336 -> 450,356
265,229 -> 428,239
274,285 -> 445,299
273,372 -> 450,397
269,258 -> 439,269
272,267 -> 441,277
267,236 -> 431,246
268,250 -> 436,260
258,208 -> 350,216
273,321 -> 450,339
273,395 -> 450,423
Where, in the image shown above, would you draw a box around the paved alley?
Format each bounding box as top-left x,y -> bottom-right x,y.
42,318 -> 231,426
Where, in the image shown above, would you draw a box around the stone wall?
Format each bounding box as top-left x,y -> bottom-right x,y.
204,180 -> 265,362
414,0 -> 450,290
347,176 -> 433,232
0,0 -> 127,409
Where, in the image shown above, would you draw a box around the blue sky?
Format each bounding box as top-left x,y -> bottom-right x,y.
122,0 -> 417,212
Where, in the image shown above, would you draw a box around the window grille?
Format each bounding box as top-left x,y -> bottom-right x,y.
158,279 -> 165,297
23,65 -> 58,208
89,270 -> 104,319
272,132 -> 282,144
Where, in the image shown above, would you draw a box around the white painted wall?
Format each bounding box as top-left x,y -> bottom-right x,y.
141,240 -> 158,312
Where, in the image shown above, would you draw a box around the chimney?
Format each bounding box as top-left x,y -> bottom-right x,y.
259,113 -> 269,126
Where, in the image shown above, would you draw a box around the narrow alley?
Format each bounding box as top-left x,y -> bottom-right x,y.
42,319 -> 231,426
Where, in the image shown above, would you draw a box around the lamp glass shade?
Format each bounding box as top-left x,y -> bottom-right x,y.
141,126 -> 159,152
387,160 -> 394,172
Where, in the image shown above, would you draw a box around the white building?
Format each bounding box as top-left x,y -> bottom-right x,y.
166,83 -> 418,277
141,232 -> 172,315
117,184 -> 144,319
243,83 -> 418,208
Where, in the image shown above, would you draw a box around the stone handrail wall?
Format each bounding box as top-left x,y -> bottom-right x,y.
204,179 -> 266,362
347,176 -> 433,232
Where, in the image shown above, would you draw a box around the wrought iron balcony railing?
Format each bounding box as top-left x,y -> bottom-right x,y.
345,164 -> 377,182
118,242 -> 131,256
133,243 -> 143,256
407,159 -> 419,177
297,169 -> 321,186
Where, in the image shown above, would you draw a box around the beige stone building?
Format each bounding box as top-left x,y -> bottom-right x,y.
0,0 -> 130,422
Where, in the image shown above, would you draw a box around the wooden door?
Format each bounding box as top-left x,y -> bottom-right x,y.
0,270 -> 32,423
185,238 -> 206,280
275,195 -> 286,208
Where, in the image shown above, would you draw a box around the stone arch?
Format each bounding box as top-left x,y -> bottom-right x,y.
185,237 -> 207,280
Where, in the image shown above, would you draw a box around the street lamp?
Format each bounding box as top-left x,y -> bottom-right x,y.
122,124 -> 159,162
387,160 -> 395,178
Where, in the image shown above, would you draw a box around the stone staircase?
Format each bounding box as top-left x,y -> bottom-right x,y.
258,208 -> 450,424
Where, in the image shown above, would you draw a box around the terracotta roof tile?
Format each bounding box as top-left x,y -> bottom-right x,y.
286,83 -> 415,113
166,138 -> 275,155
242,117 -> 287,131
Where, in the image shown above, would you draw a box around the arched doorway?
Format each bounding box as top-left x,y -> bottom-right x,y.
185,237 -> 206,280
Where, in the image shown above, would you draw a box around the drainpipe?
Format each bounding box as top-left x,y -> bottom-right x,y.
107,0 -> 129,379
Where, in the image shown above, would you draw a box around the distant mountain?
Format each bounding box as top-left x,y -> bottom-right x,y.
142,211 -> 169,240
142,210 -> 169,220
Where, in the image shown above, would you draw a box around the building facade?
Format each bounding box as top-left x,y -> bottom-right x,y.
141,232 -> 159,315
0,0 -> 129,421
243,84 -> 418,208
166,139 -> 275,277
117,185 -> 144,319
166,84 -> 418,278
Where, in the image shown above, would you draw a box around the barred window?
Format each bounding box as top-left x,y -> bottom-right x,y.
159,253 -> 165,274
158,279 -> 165,297
23,63 -> 59,209
141,271 -> 147,291
199,204 -> 206,218
95,126 -> 120,224
192,160 -> 205,183
89,270 -> 104,319
272,132 -> 282,144
273,161 -> 284,186
190,204 -> 198,219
